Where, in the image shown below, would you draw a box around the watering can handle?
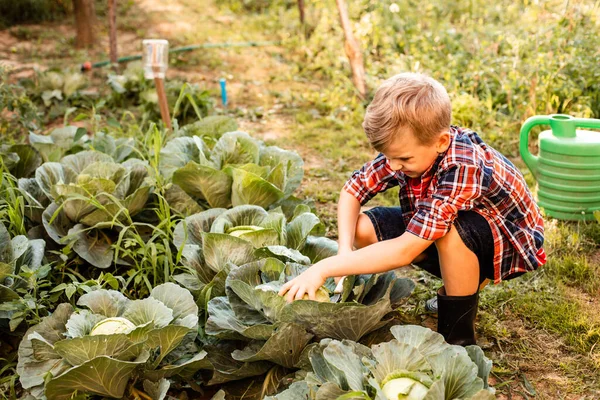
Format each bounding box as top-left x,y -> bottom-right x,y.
519,116 -> 550,176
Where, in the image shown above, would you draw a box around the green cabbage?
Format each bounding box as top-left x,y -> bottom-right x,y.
17,283 -> 211,400
382,376 -> 429,400
159,131 -> 303,212
89,317 -> 136,335
268,325 -> 496,400
33,150 -> 153,268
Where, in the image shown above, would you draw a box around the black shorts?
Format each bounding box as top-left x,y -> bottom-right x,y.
364,207 -> 495,284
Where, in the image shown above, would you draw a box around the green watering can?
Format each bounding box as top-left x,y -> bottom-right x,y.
520,114 -> 600,221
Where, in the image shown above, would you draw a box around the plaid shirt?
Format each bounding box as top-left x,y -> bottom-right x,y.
343,126 -> 546,283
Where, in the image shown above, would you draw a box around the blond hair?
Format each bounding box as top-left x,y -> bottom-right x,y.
362,73 -> 451,151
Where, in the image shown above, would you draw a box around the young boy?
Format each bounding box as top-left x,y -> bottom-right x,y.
278,72 -> 546,346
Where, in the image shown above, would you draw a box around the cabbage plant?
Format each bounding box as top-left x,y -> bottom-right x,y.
33,150 -> 153,268
172,205 -> 338,314
159,131 -> 303,213
37,70 -> 87,107
179,116 -> 239,142
29,127 -> 135,164
17,283 -> 211,400
268,325 -> 496,400
202,258 -> 414,384
0,143 -> 42,179
0,221 -> 47,328
29,126 -> 89,163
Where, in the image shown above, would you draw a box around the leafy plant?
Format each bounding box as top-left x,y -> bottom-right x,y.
269,325 -> 495,400
171,205 -> 336,314
178,116 -> 239,143
16,69 -> 93,124
36,70 -> 87,108
0,67 -> 40,133
17,283 -> 211,400
0,221 -> 48,331
0,0 -> 71,27
160,131 -> 304,213
0,143 -> 42,179
107,62 -> 213,125
31,150 -> 153,269
29,126 -> 89,163
202,257 -> 414,383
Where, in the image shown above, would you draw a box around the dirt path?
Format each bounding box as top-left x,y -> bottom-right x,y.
136,0 -> 300,139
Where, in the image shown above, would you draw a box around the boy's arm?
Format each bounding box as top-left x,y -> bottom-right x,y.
337,189 -> 361,254
337,153 -> 398,256
279,231 -> 433,302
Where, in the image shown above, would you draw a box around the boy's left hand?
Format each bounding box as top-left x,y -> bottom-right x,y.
278,258 -> 332,303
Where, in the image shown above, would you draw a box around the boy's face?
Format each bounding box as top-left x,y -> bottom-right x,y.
382,128 -> 451,178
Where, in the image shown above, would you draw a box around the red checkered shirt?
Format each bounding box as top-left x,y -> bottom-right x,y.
343,126 -> 546,283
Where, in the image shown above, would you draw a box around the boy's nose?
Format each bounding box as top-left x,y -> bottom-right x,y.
390,161 -> 403,171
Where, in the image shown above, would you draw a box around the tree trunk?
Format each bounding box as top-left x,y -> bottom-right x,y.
297,0 -> 305,25
73,0 -> 96,48
335,0 -> 367,99
108,0 -> 118,70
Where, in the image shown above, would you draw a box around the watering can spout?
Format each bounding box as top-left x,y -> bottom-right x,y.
573,116 -> 600,131
519,115 -> 550,176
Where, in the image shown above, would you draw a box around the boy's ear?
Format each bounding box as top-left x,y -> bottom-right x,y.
436,131 -> 451,153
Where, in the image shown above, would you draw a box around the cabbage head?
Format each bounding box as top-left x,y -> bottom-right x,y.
200,258 -> 414,385
159,131 -> 303,212
34,150 -> 153,268
39,70 -> 86,106
268,325 -> 496,400
17,283 -> 211,400
172,205 -> 338,316
178,116 -> 238,141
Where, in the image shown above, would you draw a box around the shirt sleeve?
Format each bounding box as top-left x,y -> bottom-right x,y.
342,153 -> 399,205
406,164 -> 483,241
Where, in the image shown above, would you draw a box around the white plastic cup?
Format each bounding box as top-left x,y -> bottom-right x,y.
142,39 -> 169,79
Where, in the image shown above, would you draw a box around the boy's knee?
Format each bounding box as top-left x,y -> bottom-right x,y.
435,225 -> 467,252
354,213 -> 377,249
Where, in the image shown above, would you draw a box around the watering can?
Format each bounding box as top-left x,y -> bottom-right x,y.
520,114 -> 600,221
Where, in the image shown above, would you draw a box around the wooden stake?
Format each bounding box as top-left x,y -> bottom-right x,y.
108,0 -> 118,71
335,0 -> 367,99
154,76 -> 172,130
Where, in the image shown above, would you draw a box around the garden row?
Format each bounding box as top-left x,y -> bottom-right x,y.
0,115 -> 495,399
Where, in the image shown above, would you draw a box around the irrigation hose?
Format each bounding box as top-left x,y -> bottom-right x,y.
81,40 -> 282,71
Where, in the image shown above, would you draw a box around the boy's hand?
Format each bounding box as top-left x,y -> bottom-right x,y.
278,260 -> 329,303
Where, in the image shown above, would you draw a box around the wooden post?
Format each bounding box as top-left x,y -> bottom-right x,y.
335,0 -> 367,99
154,73 -> 172,130
73,0 -> 96,48
108,0 -> 118,71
